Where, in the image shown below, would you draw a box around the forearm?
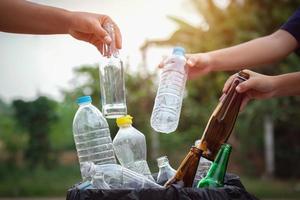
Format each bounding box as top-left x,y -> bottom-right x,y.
0,0 -> 71,34
207,30 -> 298,72
272,72 -> 300,97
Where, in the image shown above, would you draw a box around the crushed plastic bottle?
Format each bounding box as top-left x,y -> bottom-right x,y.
91,171 -> 111,189
151,47 -> 187,134
81,162 -> 163,189
156,156 -> 176,185
113,115 -> 154,181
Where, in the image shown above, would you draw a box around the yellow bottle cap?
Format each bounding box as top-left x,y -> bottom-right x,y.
116,115 -> 133,126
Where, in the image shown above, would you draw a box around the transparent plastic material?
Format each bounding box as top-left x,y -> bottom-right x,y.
99,23 -> 127,118
156,156 -> 176,185
81,162 -> 163,189
91,171 -> 111,189
150,47 -> 187,133
113,116 -> 154,181
193,140 -> 212,187
72,96 -> 116,180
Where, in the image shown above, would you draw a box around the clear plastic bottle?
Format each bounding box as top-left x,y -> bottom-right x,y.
72,96 -> 116,180
91,171 -> 111,189
81,162 -> 163,189
99,23 -> 127,119
192,140 -> 212,187
113,115 -> 154,181
156,156 -> 176,185
150,47 -> 187,133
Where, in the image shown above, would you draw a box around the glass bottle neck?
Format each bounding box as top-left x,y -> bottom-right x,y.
205,145 -> 231,182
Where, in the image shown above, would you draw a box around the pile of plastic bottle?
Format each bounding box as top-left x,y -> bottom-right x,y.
72,46 -> 212,190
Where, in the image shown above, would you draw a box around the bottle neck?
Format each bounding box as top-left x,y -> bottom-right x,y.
78,102 -> 91,107
205,145 -> 231,182
118,124 -> 132,128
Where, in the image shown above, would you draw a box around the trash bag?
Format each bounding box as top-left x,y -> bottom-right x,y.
66,173 -> 259,200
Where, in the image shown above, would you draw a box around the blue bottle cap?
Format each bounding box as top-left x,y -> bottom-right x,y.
76,96 -> 92,104
172,46 -> 185,56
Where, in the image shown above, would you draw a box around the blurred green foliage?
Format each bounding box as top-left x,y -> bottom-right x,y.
0,0 -> 300,197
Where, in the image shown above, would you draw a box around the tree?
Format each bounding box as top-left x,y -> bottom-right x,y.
13,96 -> 58,168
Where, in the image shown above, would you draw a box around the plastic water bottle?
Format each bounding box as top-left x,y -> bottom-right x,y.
91,171 -> 111,189
113,115 -> 154,181
99,23 -> 127,118
72,96 -> 116,180
156,156 -> 176,185
150,47 -> 187,133
192,140 -> 212,187
81,162 -> 163,189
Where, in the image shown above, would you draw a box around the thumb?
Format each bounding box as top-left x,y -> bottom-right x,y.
186,56 -> 196,67
236,78 -> 258,93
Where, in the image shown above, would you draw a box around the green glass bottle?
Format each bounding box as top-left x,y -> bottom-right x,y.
197,144 -> 232,188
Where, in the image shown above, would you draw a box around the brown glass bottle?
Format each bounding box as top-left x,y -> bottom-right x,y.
197,71 -> 249,161
164,71 -> 248,188
164,146 -> 202,187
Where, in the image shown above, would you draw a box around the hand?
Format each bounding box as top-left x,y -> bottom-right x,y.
68,12 -> 122,55
222,70 -> 276,109
158,53 -> 212,79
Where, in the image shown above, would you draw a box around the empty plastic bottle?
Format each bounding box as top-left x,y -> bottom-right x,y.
113,115 -> 154,181
192,140 -> 212,187
72,96 -> 116,180
99,23 -> 127,119
91,171 -> 111,189
81,162 -> 163,189
156,156 -> 176,185
151,47 -> 187,133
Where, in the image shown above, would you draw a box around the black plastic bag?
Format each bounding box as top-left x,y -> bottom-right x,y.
66,173 -> 258,200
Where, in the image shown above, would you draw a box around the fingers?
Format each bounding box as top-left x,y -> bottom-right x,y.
222,74 -> 236,94
186,54 -> 196,68
112,22 -> 122,49
236,78 -> 257,93
93,22 -> 112,44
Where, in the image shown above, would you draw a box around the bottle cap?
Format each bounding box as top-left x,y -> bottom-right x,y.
116,115 -> 133,126
172,46 -> 185,56
76,96 -> 92,104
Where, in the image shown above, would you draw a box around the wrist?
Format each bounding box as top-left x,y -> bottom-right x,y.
62,10 -> 73,33
269,75 -> 282,97
204,52 -> 216,72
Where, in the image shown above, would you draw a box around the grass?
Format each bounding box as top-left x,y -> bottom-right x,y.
0,165 -> 299,199
242,176 -> 300,199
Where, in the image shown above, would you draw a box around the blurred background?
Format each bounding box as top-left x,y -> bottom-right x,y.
0,0 -> 300,199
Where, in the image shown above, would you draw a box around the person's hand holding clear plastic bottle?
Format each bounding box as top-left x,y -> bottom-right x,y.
158,53 -> 212,79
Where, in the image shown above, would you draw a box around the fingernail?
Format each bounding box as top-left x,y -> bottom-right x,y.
236,86 -> 241,92
187,60 -> 194,66
104,36 -> 112,43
